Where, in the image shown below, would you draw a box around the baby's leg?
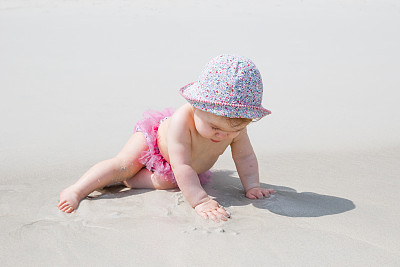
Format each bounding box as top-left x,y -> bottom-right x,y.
58,132 -> 149,213
124,168 -> 178,190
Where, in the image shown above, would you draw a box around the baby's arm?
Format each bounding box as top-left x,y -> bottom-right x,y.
231,128 -> 274,199
167,112 -> 229,222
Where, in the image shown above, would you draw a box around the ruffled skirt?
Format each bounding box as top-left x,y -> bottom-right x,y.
134,108 -> 212,185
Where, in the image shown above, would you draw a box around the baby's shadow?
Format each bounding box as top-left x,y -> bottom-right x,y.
206,170 -> 355,217
86,184 -> 154,200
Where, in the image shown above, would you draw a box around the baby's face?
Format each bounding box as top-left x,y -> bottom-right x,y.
193,109 -> 249,143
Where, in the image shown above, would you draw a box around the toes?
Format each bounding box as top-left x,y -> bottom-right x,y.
58,201 -> 74,213
58,202 -> 68,210
57,200 -> 67,208
64,206 -> 74,213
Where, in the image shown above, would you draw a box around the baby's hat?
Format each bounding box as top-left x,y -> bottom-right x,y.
179,54 -> 271,119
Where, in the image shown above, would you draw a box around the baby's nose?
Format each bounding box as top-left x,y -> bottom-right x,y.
216,132 -> 228,139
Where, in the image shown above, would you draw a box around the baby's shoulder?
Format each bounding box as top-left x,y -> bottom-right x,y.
175,103 -> 193,115
168,104 -> 195,131
170,104 -> 194,123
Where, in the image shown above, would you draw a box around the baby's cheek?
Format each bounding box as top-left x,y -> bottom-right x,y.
202,129 -> 214,139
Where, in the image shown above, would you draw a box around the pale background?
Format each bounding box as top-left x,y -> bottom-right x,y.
1,1 -> 399,266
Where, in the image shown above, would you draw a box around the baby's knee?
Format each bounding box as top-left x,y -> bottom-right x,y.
151,174 -> 177,190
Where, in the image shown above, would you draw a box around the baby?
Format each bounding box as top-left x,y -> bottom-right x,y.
58,54 -> 274,222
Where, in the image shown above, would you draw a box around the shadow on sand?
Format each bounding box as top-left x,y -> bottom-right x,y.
88,169 -> 355,218
206,170 -> 356,217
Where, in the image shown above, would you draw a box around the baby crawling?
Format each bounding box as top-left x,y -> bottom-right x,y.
58,54 -> 274,222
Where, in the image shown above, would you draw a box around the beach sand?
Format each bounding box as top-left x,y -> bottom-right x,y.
1,1 -> 400,266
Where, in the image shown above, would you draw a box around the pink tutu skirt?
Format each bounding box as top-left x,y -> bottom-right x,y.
134,108 -> 212,185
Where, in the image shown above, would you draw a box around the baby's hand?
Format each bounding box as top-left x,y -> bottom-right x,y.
246,187 -> 275,199
194,199 -> 230,222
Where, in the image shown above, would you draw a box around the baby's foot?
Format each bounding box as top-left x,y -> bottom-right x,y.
58,186 -> 82,213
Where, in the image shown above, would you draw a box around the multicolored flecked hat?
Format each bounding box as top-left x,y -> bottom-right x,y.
179,54 -> 271,119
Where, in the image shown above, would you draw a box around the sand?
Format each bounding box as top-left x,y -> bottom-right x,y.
1,0 -> 400,266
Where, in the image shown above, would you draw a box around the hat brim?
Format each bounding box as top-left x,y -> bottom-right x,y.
179,82 -> 271,119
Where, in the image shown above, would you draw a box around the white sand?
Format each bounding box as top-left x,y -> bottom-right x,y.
1,0 -> 400,266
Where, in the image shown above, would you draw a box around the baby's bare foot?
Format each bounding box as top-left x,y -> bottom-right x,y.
58,186 -> 81,213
